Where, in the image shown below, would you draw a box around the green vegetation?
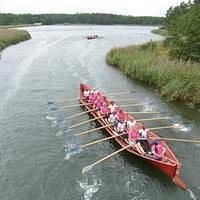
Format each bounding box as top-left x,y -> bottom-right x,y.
0,28 -> 31,50
151,27 -> 168,37
106,41 -> 200,107
0,13 -> 164,26
165,1 -> 200,62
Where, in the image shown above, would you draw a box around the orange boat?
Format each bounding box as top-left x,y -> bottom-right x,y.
79,83 -> 187,190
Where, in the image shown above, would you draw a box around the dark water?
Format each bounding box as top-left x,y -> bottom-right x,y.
0,25 -> 199,200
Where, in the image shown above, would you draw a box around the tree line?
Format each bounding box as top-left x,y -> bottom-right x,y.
0,13 -> 164,26
165,0 -> 200,62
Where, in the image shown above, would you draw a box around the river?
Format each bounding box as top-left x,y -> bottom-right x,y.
0,25 -> 199,200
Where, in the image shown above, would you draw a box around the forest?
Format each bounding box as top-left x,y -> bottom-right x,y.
0,13 -> 164,26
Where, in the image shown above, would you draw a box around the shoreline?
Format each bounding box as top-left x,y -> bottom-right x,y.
0,28 -> 31,52
106,39 -> 200,108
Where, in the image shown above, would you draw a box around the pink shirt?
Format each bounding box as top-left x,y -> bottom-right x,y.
128,129 -> 139,142
94,99 -> 102,109
100,105 -> 109,115
152,144 -> 165,158
117,111 -> 125,121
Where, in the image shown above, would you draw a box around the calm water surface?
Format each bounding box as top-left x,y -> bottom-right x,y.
0,25 -> 199,200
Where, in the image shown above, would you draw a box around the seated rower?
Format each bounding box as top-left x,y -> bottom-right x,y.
128,128 -> 145,155
138,126 -> 151,153
83,89 -> 90,100
108,101 -> 117,114
93,96 -> 102,110
116,109 -> 126,122
100,102 -> 110,116
115,121 -> 127,138
151,139 -> 166,160
108,111 -> 118,126
126,119 -> 137,130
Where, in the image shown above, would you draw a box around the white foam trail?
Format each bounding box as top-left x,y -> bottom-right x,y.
77,178 -> 101,200
187,189 -> 197,200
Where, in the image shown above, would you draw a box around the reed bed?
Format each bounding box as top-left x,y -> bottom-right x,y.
106,41 -> 200,107
0,28 -> 31,50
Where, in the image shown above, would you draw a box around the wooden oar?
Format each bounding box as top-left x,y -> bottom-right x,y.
48,97 -> 85,104
50,102 -> 92,111
120,102 -> 153,108
48,90 -> 136,104
82,144 -> 133,173
128,111 -> 166,114
136,116 -> 171,122
114,98 -> 137,102
152,137 -> 200,143
68,115 -> 104,129
65,124 -> 113,140
62,108 -> 97,120
149,124 -> 183,131
69,132 -> 126,153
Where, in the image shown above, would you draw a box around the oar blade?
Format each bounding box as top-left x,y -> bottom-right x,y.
50,107 -> 58,111
82,164 -> 93,174
63,127 -> 73,133
130,91 -> 136,94
64,134 -> 76,141
69,146 -> 82,154
48,101 -> 55,105
180,124 -> 193,132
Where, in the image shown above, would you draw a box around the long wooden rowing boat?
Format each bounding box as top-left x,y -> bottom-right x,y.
79,83 -> 187,189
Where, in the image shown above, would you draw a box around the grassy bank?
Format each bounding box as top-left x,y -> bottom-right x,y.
151,27 -> 168,37
106,41 -> 200,107
0,28 -> 31,50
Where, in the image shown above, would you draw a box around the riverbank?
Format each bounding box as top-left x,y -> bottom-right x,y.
0,28 -> 31,51
106,41 -> 200,107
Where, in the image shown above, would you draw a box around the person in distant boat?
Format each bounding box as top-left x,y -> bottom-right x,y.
108,101 -> 117,114
138,126 -> 151,153
151,139 -> 166,160
128,128 -> 145,155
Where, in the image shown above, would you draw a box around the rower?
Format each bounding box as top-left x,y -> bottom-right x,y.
100,102 -> 110,116
138,127 -> 151,153
126,119 -> 137,130
93,96 -> 102,110
116,109 -> 126,122
108,101 -> 117,113
108,111 -> 118,126
128,128 -> 145,155
151,139 -> 166,160
115,121 -> 127,139
83,89 -> 90,100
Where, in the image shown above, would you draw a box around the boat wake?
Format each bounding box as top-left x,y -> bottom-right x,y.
187,189 -> 197,200
77,177 -> 102,200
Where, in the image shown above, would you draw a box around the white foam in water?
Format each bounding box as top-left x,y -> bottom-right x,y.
78,178 -> 102,200
56,130 -> 63,136
187,189 -> 197,200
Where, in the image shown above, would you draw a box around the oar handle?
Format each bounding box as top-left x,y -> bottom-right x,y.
91,144 -> 132,167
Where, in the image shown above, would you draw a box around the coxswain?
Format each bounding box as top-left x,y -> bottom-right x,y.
151,139 -> 166,160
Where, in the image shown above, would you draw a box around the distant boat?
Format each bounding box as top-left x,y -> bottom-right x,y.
86,35 -> 99,40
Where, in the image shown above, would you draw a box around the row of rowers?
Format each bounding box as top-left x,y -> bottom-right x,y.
83,89 -> 166,160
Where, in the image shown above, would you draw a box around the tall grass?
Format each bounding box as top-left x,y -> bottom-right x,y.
106,41 -> 200,107
0,28 -> 31,50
